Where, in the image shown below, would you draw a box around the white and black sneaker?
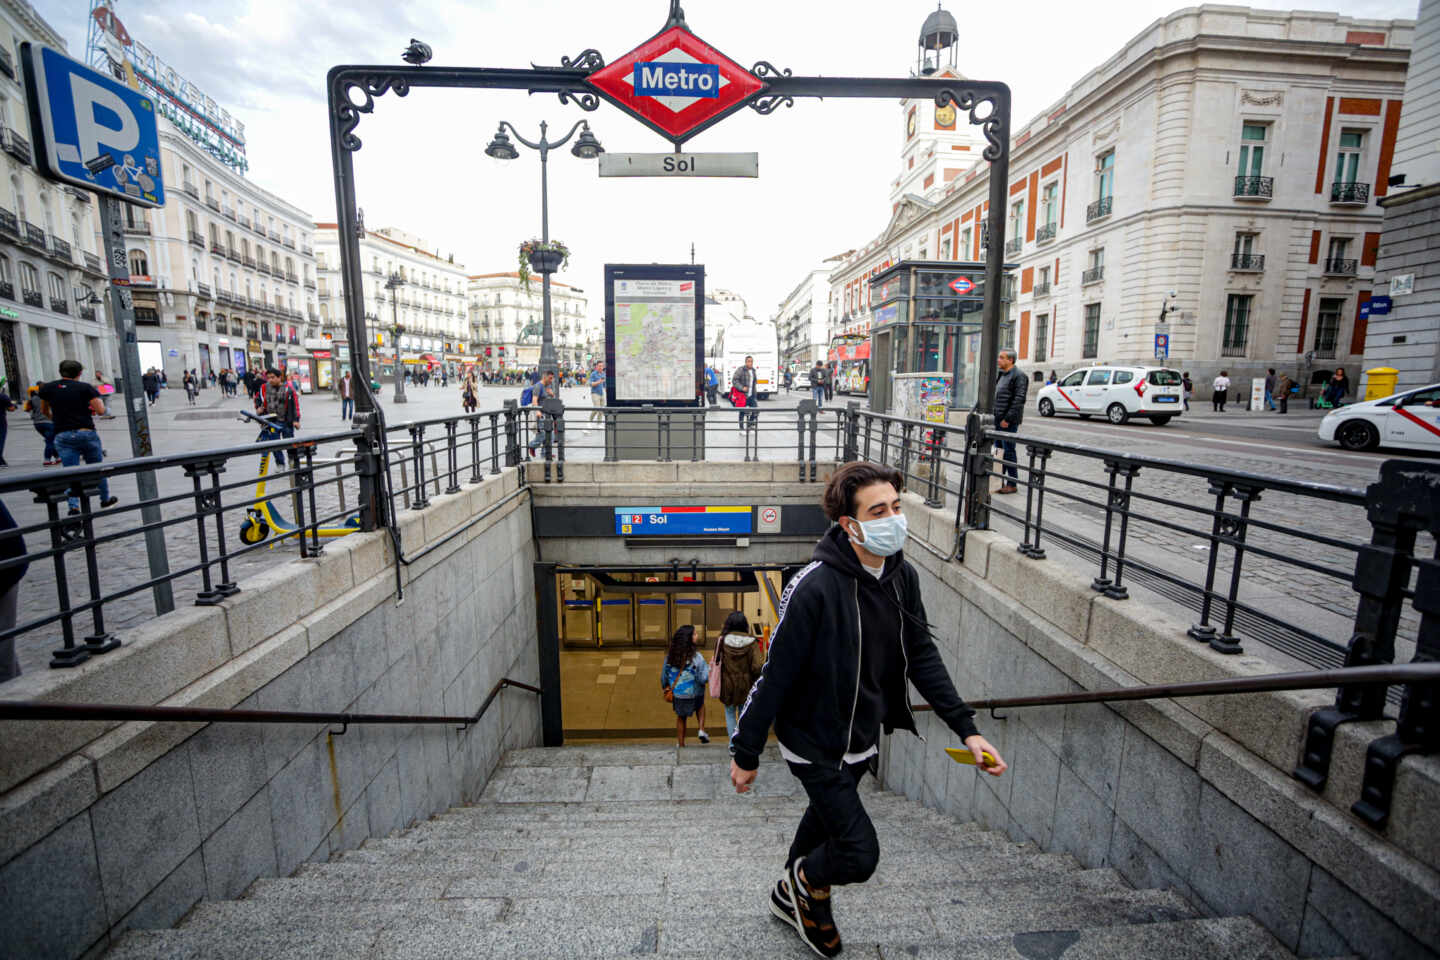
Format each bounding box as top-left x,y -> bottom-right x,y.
696,729 -> 710,744
788,857 -> 842,958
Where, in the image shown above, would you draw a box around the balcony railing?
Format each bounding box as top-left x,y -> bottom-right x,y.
227,248 -> 242,263
269,230 -> 282,242
1033,282 -> 1051,297
239,217 -> 251,229
1004,237 -> 1022,256
256,261 -> 269,275
223,206 -> 236,221
1233,176 -> 1274,199
0,281 -> 12,300
282,238 -> 296,250
182,181 -> 199,200
23,222 -> 45,246
304,279 -> 317,290
79,306 -> 96,322
1036,223 -> 1057,244
209,240 -> 224,255
50,298 -> 68,315
49,236 -> 72,261
286,272 -> 298,283
1082,265 -> 1105,285
196,282 -> 212,299
1220,341 -> 1248,357
0,48 -> 13,79
84,252 -> 101,273
2,128 -> 32,165
205,196 -> 220,211
122,220 -> 151,235
1324,258 -> 1358,276
1086,196 -> 1112,223
302,245 -> 314,257
22,290 -> 43,307
1230,253 -> 1265,271
188,230 -> 205,248
0,208 -> 16,237
1315,344 -> 1337,359
1330,181 -> 1370,205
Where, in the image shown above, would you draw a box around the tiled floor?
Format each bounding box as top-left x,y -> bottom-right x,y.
561,647 -> 731,740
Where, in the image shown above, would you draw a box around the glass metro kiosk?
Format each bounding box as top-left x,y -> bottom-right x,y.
558,567 -> 786,648
867,260 -> 1014,419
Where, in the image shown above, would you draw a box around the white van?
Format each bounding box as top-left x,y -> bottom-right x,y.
1035,366 -> 1185,425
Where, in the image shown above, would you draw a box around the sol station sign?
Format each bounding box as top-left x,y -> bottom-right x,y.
586,25 -> 767,143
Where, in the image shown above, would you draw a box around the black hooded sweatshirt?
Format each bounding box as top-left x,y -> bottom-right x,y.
731,525 -> 980,772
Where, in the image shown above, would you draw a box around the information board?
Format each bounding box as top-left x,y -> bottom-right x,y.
614,506 -> 752,536
604,264 -> 705,406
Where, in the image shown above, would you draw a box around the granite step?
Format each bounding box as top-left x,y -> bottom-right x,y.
102,744 -> 1305,960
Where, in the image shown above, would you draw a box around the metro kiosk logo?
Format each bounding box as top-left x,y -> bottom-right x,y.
587,26 -> 767,144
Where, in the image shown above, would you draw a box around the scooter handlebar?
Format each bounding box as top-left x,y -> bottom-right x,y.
238,409 -> 283,429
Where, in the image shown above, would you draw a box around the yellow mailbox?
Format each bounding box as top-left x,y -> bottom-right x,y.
1364,367 -> 1399,401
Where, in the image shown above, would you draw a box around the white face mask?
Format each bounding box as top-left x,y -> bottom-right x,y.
846,513 -> 908,557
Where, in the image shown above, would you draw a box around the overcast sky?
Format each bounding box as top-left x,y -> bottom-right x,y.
37,0 -> 1420,322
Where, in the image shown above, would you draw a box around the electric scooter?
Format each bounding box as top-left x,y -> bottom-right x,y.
237,410 -> 362,545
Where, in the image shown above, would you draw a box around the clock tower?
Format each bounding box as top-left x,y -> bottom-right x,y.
890,4 -> 987,209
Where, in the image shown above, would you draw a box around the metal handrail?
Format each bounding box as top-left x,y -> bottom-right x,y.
0,677 -> 541,731
911,664 -> 1440,714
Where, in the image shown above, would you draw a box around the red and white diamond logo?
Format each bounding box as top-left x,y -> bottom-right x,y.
586,26 -> 767,144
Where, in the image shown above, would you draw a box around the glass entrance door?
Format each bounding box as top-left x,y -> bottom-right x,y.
635,593 -> 670,647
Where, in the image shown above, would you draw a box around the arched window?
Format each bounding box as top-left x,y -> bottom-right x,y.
128,249 -> 148,275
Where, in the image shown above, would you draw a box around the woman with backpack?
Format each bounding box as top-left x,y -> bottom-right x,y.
661,624 -> 710,747
714,611 -> 765,741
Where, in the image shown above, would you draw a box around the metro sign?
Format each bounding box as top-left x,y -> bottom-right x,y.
586,26 -> 767,144
949,277 -> 976,295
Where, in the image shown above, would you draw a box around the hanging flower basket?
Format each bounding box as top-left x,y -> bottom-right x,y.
518,239 -> 570,289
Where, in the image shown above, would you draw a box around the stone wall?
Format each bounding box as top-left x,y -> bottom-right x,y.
0,470 -> 540,960
879,494 -> 1440,960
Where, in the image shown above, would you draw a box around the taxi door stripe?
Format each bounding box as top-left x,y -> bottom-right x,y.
1395,407 -> 1440,438
1056,388 -> 1080,410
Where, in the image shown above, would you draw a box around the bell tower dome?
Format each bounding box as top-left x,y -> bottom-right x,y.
917,4 -> 959,76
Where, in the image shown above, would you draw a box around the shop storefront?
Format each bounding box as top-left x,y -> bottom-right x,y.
867,260 -> 1012,420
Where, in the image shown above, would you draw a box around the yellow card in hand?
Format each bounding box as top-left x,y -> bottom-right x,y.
945,746 -> 997,767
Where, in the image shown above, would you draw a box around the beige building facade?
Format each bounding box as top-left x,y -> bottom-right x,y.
467,272 -> 592,372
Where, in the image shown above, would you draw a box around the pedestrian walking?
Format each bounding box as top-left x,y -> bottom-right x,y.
1211,370 -> 1231,412
461,372 -> 478,414
339,371 -> 354,420
93,370 -> 117,418
810,361 -> 826,408
0,497 -> 28,682
587,359 -> 606,426
732,355 -> 760,429
141,368 -> 160,406
25,386 -> 59,465
526,370 -> 557,456
183,370 -> 199,406
1323,368 -> 1350,408
993,348 -> 1027,494
1264,368 -> 1277,411
823,363 -> 834,402
0,386 -> 13,466
715,610 -> 764,740
39,360 -> 118,514
1181,372 -> 1194,411
1275,371 -> 1293,414
730,461 -> 1005,958
255,367 -> 301,466
661,624 -> 710,747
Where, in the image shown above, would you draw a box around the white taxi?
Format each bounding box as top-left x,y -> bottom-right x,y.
1318,383 -> 1440,452
1035,366 -> 1185,425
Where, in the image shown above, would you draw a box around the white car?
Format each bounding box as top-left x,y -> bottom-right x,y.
1318,383 -> 1440,452
1035,365 -> 1185,425
794,372 -> 811,388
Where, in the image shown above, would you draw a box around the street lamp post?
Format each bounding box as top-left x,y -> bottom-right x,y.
384,272 -> 407,403
485,120 -> 604,378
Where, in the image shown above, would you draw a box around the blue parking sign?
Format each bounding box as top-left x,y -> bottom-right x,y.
21,43 -> 164,207
1154,333 -> 1169,359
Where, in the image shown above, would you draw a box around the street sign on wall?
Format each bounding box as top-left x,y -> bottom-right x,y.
21,43 -> 164,207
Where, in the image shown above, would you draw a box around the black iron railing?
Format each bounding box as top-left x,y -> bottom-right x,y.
0,207 -> 18,237
1330,181 -> 1370,204
1230,253 -> 1265,271
1086,196 -> 1112,222
1036,223 -> 1056,243
1324,258 -> 1358,276
1004,237 -> 1022,255
1082,265 -> 1104,284
1233,175 -> 1274,198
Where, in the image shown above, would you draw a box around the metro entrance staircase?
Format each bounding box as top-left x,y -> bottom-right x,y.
105,745 -> 1318,959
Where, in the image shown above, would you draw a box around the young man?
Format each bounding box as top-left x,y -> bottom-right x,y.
255,367 -> 301,466
38,360 -> 118,515
527,370 -> 557,455
810,361 -> 827,408
730,461 -> 1006,958
732,355 -> 759,429
339,371 -> 354,421
587,360 -> 606,427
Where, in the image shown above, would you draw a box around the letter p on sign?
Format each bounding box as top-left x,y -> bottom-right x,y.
21,43 -> 165,207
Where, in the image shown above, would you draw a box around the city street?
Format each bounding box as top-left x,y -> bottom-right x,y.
1,379 -> 1430,681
